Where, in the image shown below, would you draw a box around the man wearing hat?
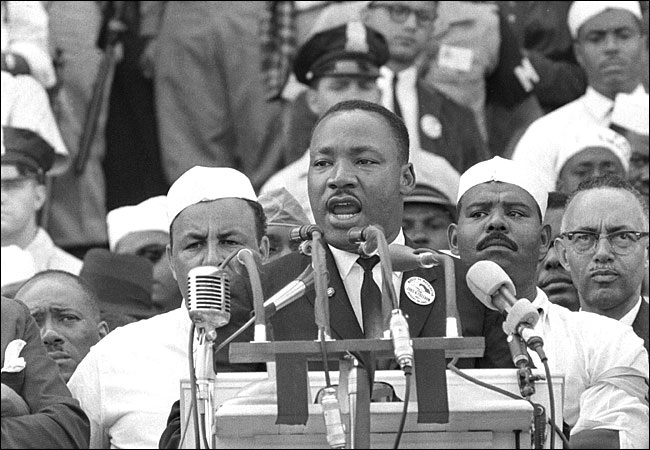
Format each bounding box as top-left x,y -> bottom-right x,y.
107,196 -> 180,314
556,175 -> 649,354
258,187 -> 311,263
68,166 -> 269,449
555,126 -> 631,194
449,156 -> 648,448
513,1 -> 647,192
260,19 -> 389,220
14,270 -> 109,383
402,152 -> 460,250
1,126 -> 82,277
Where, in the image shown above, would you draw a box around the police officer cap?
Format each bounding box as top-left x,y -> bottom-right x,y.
293,21 -> 389,86
1,126 -> 55,175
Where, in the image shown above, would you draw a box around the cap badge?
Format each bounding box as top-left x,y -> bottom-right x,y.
404,277 -> 435,306
420,114 -> 442,140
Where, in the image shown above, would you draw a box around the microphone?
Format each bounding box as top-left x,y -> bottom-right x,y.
388,244 -> 439,272
289,224 -> 324,243
466,261 -> 544,351
187,266 -> 231,332
389,309 -> 414,370
262,265 -> 315,318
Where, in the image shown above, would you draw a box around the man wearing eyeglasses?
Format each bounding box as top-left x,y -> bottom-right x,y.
362,1 -> 488,173
556,175 -> 649,354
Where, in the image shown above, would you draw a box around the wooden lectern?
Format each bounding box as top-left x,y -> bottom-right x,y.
179,337 -> 564,449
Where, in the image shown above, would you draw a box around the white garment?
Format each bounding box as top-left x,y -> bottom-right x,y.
68,305 -> 193,449
529,289 -> 649,448
25,227 -> 81,274
512,85 -> 647,192
379,65 -> 421,153
329,230 -> 405,332
619,298 -> 643,328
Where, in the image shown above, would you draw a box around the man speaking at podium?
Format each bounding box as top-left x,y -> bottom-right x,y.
447,156 -> 649,448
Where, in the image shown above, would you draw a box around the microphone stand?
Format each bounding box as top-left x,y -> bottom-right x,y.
194,327 -> 217,449
237,249 -> 267,342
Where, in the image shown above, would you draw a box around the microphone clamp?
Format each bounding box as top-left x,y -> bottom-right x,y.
289,224 -> 324,243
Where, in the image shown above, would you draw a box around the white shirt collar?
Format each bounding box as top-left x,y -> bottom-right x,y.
584,84 -> 646,122
329,229 -> 406,278
619,297 -> 643,327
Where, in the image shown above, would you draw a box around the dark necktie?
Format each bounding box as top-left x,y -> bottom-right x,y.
357,256 -> 383,339
392,72 -> 403,119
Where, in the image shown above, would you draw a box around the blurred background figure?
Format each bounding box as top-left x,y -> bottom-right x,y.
14,270 -> 109,382
555,126 -> 631,194
107,195 -> 179,314
402,152 -> 460,250
536,191 -> 580,312
1,127 -> 81,280
79,248 -> 155,328
0,245 -> 36,298
258,187 -> 310,263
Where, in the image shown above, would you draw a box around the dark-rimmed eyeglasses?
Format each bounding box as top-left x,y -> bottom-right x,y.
559,230 -> 649,255
368,3 -> 436,27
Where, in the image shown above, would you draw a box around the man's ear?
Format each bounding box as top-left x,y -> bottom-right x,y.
166,243 -> 177,281
538,223 -> 552,262
306,88 -> 321,115
447,223 -> 460,256
554,238 -> 571,272
400,163 -> 416,195
97,321 -> 110,339
34,183 -> 47,211
258,236 -> 270,263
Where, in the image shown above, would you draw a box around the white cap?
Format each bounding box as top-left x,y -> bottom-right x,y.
568,1 -> 642,38
166,166 -> 258,227
555,126 -> 631,175
410,150 -> 461,206
457,156 -> 548,219
107,196 -> 169,251
611,91 -> 650,136
1,245 -> 37,287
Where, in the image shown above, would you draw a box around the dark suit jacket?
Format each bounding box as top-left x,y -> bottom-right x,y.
632,299 -> 649,355
261,242 -> 511,369
1,297 -> 90,449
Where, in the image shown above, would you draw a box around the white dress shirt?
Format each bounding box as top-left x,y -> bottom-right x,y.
329,230 -> 405,333
528,289 -> 649,448
512,85 -> 647,192
379,65 -> 421,153
25,227 -> 82,275
619,297 -> 643,327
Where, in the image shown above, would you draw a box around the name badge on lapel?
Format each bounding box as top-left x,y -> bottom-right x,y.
404,277 -> 435,306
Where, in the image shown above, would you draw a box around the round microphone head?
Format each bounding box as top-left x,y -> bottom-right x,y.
466,260 -> 516,309
187,266 -> 231,329
503,299 -> 539,335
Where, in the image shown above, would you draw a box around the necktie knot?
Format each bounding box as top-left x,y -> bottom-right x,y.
357,255 -> 380,272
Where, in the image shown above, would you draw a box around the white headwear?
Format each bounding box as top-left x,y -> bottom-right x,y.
555,126 -> 631,175
611,91 -> 650,136
457,156 -> 548,219
568,1 -> 642,38
166,166 -> 258,227
1,245 -> 37,288
107,196 -> 169,251
410,150 -> 460,206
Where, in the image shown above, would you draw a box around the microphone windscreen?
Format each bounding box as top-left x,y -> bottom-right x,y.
465,261 -> 515,309
389,244 -> 438,271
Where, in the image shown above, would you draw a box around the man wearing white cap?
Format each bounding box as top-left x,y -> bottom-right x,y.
68,166 -> 269,449
107,196 -> 180,314
555,126 -> 631,194
449,156 -> 649,448
512,1 -> 647,192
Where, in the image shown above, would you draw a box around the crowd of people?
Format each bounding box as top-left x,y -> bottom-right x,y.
2,1 -> 649,449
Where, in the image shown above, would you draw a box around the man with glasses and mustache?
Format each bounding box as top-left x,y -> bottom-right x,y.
107,196 -> 180,315
449,156 -> 648,448
555,175 -> 649,354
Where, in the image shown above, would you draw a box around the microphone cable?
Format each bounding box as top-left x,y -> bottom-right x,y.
393,364 -> 412,449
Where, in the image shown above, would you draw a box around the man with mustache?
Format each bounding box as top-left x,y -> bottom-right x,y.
262,100 -> 509,370
513,1 -> 647,192
14,271 -> 109,383
536,192 -> 580,311
555,175 -> 649,354
68,167 -> 269,449
449,156 -> 648,448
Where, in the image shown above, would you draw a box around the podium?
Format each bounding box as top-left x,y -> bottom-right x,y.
179,337 -> 564,448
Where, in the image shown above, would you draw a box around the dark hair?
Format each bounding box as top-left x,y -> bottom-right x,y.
311,99 -> 410,164
15,270 -> 102,321
566,174 -> 649,225
169,199 -> 267,247
547,191 -> 570,211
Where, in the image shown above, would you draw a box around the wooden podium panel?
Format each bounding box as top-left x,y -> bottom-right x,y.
180,369 -> 564,449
